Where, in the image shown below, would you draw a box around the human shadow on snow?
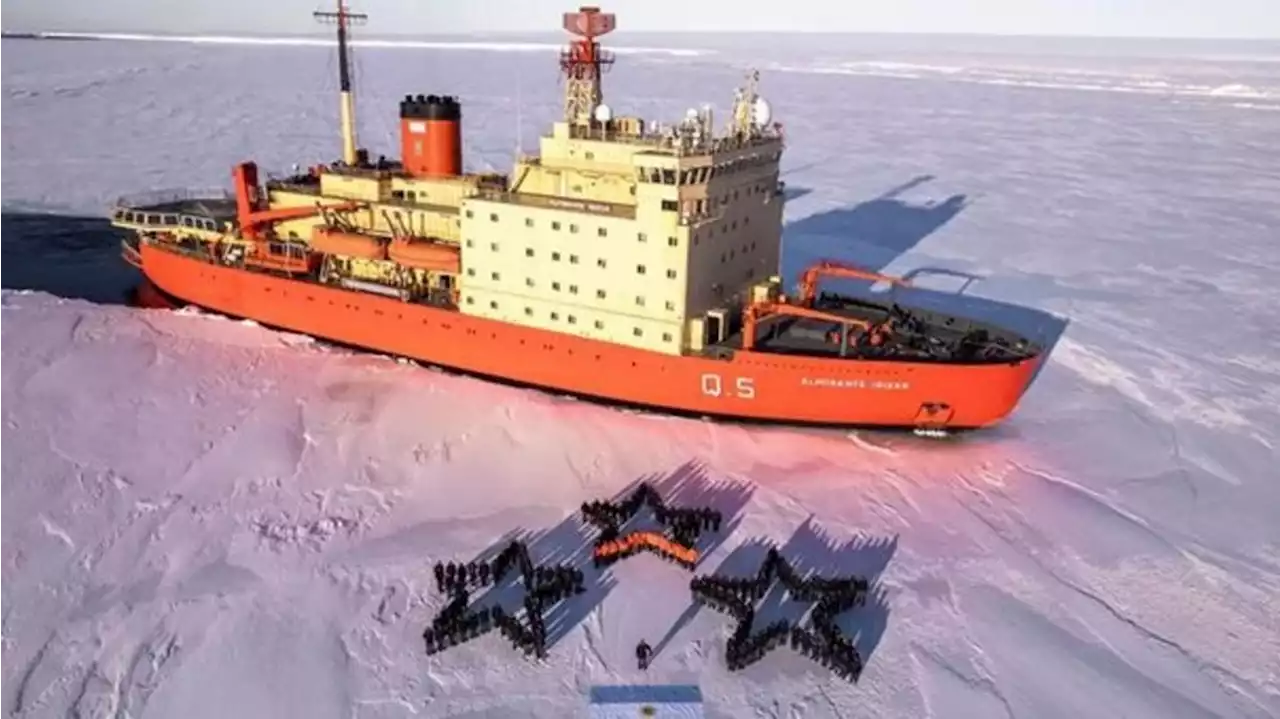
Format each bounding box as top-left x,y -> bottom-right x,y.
453,459 -> 755,651
782,175 -> 1069,381
653,517 -> 896,678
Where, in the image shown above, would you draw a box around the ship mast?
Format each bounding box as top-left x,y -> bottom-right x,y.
314,0 -> 367,165
560,6 -> 616,125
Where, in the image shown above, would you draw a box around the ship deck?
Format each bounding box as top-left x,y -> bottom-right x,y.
712,293 -> 1039,365
112,191 -> 240,232
135,198 -> 239,221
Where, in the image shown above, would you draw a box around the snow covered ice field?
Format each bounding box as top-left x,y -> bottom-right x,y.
3,31 -> 1280,718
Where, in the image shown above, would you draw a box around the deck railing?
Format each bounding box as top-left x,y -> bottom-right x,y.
566,125 -> 782,156
110,206 -> 227,233
114,187 -> 235,209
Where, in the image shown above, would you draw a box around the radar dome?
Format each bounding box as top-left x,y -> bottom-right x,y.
753,96 -> 773,127
685,107 -> 700,122
594,103 -> 613,123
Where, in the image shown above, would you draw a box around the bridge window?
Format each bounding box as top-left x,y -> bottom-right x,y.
465,210 -> 474,218
525,247 -> 534,257
597,258 -> 607,269
490,242 -> 500,251
569,285 -> 579,294
568,315 -> 578,324
525,307 -> 533,316
525,218 -> 534,227
633,327 -> 644,337
665,300 -> 676,311
570,224 -> 579,234
667,236 -> 678,247
638,232 -> 648,243
551,311 -> 560,321
666,269 -> 677,279
636,264 -> 647,275
490,272 -> 501,281
489,213 -> 499,222
662,333 -> 673,342
660,200 -> 678,212
594,320 -> 604,329
596,289 -> 607,299
552,251 -> 561,261
635,296 -> 645,307
489,300 -> 499,309
526,278 -> 535,287
552,221 -> 562,231
466,268 -> 476,276
597,227 -> 608,237
552,282 -> 562,291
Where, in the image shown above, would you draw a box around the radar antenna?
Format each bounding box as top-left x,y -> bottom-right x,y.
559,6 -> 616,126
314,0 -> 368,166
731,69 -> 764,138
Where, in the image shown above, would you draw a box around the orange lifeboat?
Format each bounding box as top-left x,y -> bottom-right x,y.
388,237 -> 461,273
310,226 -> 388,261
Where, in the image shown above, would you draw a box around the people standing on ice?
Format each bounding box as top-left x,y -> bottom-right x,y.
433,562 -> 445,591
636,639 -> 653,670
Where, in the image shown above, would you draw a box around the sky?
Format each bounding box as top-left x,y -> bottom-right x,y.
2,0 -> 1279,39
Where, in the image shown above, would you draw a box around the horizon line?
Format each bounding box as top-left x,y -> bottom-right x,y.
3,28 -> 1279,43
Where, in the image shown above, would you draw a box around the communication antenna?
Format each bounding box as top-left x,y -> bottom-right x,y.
560,6 -> 616,125
515,60 -> 525,157
314,0 -> 368,166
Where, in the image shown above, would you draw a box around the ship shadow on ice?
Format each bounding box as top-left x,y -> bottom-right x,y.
782,174 -> 967,281
0,211 -> 139,305
782,176 -> 1069,391
652,518 -> 896,677
782,184 -> 813,203
460,460 -> 753,650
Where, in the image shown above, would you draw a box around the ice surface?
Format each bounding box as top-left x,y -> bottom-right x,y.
3,32 -> 1280,718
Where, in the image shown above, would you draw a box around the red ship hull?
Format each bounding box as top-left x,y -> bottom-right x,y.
139,243 -> 1041,429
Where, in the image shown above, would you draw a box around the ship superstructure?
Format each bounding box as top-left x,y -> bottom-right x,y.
110,3 -> 1044,431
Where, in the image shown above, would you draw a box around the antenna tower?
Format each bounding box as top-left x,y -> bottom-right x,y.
559,6 -> 616,125
314,0 -> 368,165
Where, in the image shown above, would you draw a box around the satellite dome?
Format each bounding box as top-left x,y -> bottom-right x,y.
685,107 -> 700,121
753,96 -> 772,127
594,103 -> 613,123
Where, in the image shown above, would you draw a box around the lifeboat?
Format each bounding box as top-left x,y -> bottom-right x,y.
310,226 -> 388,261
388,237 -> 461,273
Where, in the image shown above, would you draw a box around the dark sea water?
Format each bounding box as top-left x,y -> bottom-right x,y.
0,211 -> 158,305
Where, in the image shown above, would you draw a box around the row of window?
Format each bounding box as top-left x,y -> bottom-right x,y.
637,154 -> 781,187
463,268 -> 679,309
463,212 -> 683,247
467,264 -> 677,281
463,295 -> 675,342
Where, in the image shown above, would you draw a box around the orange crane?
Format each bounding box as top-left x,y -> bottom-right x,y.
796,259 -> 911,306
232,161 -> 364,241
740,259 -> 912,354
230,160 -> 364,274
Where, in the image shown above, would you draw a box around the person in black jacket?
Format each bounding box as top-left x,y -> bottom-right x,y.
636,639 -> 653,670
